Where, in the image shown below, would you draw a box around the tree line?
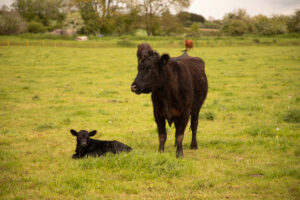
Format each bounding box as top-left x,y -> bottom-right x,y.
222,9 -> 300,36
0,0 -> 299,36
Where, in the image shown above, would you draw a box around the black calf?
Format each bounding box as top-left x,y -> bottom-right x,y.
70,129 -> 132,159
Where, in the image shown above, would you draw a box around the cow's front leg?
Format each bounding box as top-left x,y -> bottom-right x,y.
155,115 -> 167,153
72,153 -> 79,159
175,134 -> 184,158
174,116 -> 189,158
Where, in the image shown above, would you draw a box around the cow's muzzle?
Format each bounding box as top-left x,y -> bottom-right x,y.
81,142 -> 87,147
131,83 -> 140,94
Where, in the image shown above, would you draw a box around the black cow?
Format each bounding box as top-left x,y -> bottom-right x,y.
131,48 -> 208,158
70,129 -> 132,159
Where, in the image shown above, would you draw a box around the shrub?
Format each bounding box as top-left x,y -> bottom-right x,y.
0,10 -> 27,35
222,9 -> 253,36
270,15 -> 288,34
253,14 -> 288,35
201,20 -> 222,29
288,9 -> 300,33
63,12 -> 84,32
160,10 -> 183,36
190,22 -> 200,35
223,19 -> 248,36
28,21 -> 46,33
253,15 -> 272,35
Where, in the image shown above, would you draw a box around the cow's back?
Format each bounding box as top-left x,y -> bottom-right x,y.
178,57 -> 208,107
111,140 -> 132,153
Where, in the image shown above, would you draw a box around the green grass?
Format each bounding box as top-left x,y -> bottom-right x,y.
0,42 -> 299,199
1,34 -> 300,48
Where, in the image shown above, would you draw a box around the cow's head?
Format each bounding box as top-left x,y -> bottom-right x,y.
70,129 -> 97,147
131,50 -> 170,94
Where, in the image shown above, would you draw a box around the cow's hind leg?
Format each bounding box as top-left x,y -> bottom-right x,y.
190,113 -> 199,149
190,96 -> 206,149
174,116 -> 189,158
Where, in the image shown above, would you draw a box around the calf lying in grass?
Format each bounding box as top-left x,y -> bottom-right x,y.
70,129 -> 132,159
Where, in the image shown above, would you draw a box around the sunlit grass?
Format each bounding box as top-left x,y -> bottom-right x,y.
0,44 -> 299,199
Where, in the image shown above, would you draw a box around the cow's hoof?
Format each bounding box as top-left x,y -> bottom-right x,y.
190,143 -> 198,150
159,148 -> 164,153
176,152 -> 184,158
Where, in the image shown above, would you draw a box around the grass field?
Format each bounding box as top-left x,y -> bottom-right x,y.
0,42 -> 299,199
1,34 -> 300,48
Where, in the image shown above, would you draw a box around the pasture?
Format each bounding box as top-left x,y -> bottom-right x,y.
0,42 -> 299,199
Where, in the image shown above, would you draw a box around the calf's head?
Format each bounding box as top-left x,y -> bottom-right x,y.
70,129 -> 97,147
131,50 -> 170,94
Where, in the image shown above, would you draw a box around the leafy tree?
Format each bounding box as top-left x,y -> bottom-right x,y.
0,9 -> 27,35
78,2 -> 101,35
99,17 -> 116,34
253,15 -> 271,34
72,0 -> 190,36
73,0 -> 139,35
73,0 -> 130,18
137,0 -> 191,36
63,12 -> 84,32
190,12 -> 205,23
177,11 -> 205,27
288,9 -> 300,33
27,21 -> 46,33
202,19 -> 222,29
114,9 -> 140,35
177,11 -> 190,26
222,9 -> 253,35
160,10 -> 183,35
269,15 -> 288,34
13,0 -> 67,31
190,22 -> 200,35
223,19 -> 248,36
253,14 -> 288,35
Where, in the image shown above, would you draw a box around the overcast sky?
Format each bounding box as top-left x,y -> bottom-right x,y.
188,0 -> 300,19
1,0 -> 300,19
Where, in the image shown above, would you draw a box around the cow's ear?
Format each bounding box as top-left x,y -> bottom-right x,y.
160,54 -> 170,66
89,130 -> 97,137
70,129 -> 78,136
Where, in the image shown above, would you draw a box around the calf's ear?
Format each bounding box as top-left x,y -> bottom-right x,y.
70,129 -> 78,136
160,54 -> 170,66
89,130 -> 97,137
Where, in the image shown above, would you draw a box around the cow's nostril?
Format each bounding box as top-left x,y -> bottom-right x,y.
131,84 -> 138,92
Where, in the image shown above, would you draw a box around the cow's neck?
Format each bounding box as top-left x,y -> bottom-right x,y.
76,144 -> 87,156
